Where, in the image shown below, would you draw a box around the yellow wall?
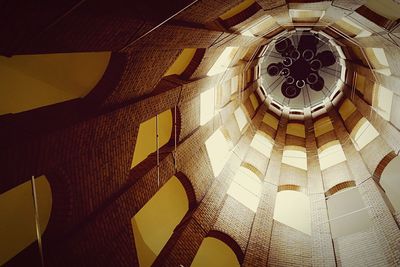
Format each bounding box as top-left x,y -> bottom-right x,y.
263,113 -> 279,130
191,237 -> 241,267
249,93 -> 259,110
365,0 -> 400,20
338,99 -> 356,121
219,0 -> 255,20
131,176 -> 188,267
0,175 -> 52,265
163,48 -> 196,77
314,117 -> 334,137
286,123 -> 305,138
0,52 -> 111,115
131,110 -> 173,168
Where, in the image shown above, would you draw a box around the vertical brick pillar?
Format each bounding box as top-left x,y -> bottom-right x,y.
305,115 -> 336,266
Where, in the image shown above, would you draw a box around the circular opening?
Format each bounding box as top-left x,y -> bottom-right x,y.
296,80 -> 306,88
280,68 -> 290,77
310,59 -> 322,71
283,57 -> 293,67
275,38 -> 290,53
286,76 -> 295,84
267,64 -> 280,76
306,73 -> 319,85
302,49 -> 315,61
290,50 -> 300,60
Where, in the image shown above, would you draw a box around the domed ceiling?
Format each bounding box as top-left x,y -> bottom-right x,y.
260,30 -> 343,110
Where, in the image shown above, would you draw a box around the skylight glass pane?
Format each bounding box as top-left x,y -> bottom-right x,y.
250,131 -> 274,158
200,88 -> 215,126
318,141 -> 346,170
234,107 -> 248,131
205,129 -> 232,177
350,118 -> 379,151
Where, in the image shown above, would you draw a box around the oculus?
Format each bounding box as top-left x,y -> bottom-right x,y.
267,32 -> 336,99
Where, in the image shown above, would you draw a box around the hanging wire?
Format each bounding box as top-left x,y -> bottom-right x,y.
156,115 -> 160,188
31,176 -> 45,267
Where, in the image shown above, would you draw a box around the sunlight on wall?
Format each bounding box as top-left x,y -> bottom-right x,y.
227,167 -> 261,212
234,106 -> 249,132
350,118 -> 379,151
274,190 -> 311,235
0,52 -> 111,115
314,117 -> 334,137
380,156 -> 400,213
282,146 -> 307,171
327,187 -> 370,238
0,175 -> 52,266
200,88 -> 216,125
205,129 -> 232,177
191,237 -> 240,267
163,48 -> 197,77
334,18 -> 372,38
131,176 -> 188,267
318,141 -> 346,170
207,47 -> 239,76
373,84 -> 393,121
231,75 -> 239,95
131,110 -> 173,168
289,9 -> 325,22
250,131 -> 274,158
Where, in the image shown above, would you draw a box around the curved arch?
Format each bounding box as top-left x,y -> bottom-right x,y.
0,52 -> 111,115
219,0 -> 261,29
273,189 -> 311,235
131,175 -> 189,267
191,231 -> 243,267
325,180 -> 356,197
0,175 -> 52,265
163,48 -> 197,78
380,155 -> 400,213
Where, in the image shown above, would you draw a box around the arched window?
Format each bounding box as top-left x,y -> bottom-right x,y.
0,175 -> 52,265
273,189 -> 311,235
131,176 -> 189,267
191,236 -> 241,267
318,140 -> 346,170
163,48 -> 197,77
380,156 -> 400,213
0,52 -> 111,115
349,117 -> 379,151
282,146 -> 307,171
131,110 -> 173,168
227,166 -> 261,212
